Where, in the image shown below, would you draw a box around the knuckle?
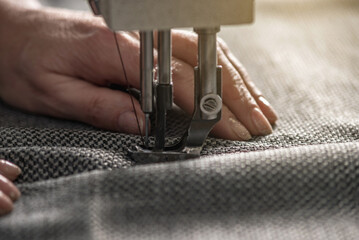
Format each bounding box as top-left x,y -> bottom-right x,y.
75,19 -> 112,46
247,100 -> 259,110
225,78 -> 257,106
89,25 -> 113,44
228,68 -> 245,85
172,61 -> 194,84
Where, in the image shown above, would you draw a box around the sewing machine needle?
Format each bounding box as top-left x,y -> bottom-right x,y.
145,113 -> 149,148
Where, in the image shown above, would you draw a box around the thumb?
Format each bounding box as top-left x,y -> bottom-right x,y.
41,74 -> 145,135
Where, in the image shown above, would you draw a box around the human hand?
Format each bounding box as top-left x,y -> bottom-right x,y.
157,31 -> 278,140
0,160 -> 21,216
0,5 -> 277,140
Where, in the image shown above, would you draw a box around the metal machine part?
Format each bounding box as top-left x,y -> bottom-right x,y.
195,27 -> 221,120
139,31 -> 154,147
88,0 -> 254,163
140,31 -> 154,115
155,30 -> 173,150
90,0 -> 253,31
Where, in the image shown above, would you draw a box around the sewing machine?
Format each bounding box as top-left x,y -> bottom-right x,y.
88,0 -> 254,162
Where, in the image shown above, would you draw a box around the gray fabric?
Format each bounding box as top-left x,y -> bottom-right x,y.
1,0 -> 359,239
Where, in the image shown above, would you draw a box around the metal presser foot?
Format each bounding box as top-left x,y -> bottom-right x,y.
88,0 -> 254,163
129,28 -> 223,163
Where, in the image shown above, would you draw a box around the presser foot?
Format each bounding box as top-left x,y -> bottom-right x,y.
128,115 -> 218,164
129,66 -> 223,164
128,146 -> 200,164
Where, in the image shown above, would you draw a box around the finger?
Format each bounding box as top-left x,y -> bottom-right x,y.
171,57 -> 196,114
219,50 -> 273,136
211,105 -> 251,140
0,175 -> 20,202
0,160 -> 21,181
36,74 -> 146,135
0,191 -> 13,216
158,30 -> 198,67
218,39 -> 278,124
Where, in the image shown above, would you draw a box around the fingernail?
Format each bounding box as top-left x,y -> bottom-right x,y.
258,96 -> 278,122
118,112 -> 144,134
0,174 -> 21,201
0,160 -> 21,177
228,117 -> 252,140
251,108 -> 273,135
9,190 -> 21,202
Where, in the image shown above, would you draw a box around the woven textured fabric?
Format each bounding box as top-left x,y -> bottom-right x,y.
1,0 -> 359,239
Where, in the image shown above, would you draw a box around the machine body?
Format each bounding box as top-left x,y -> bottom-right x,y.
88,0 -> 254,163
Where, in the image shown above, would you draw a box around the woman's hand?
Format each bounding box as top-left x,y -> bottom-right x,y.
0,4 -> 277,140
0,160 -> 21,216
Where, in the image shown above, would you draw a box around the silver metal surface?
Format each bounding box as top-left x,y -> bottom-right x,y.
140,31 -> 154,113
96,0 -> 254,31
195,27 -> 222,120
158,30 -> 172,85
140,31 -> 154,147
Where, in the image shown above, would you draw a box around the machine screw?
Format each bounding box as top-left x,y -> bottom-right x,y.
203,98 -> 218,112
200,94 -> 222,117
